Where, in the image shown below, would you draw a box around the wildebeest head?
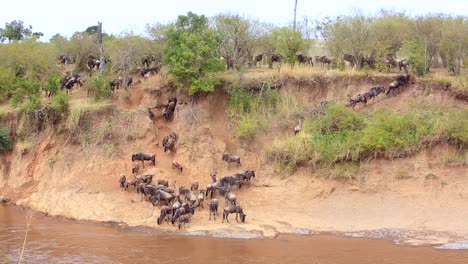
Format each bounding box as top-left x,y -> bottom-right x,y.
240,213 -> 246,223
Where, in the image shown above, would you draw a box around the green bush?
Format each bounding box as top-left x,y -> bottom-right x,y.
51,90 -> 70,114
43,72 -> 62,98
88,74 -> 111,101
10,78 -> 42,113
0,127 -> 12,152
267,106 -> 467,170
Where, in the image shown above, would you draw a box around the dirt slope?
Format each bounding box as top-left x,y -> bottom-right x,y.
1,74 -> 467,245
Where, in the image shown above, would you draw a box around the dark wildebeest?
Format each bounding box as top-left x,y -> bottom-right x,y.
344,54 -> 356,69
398,59 -> 410,73
297,54 -> 313,66
163,137 -> 176,153
190,181 -> 199,191
58,55 -> 74,65
87,59 -> 101,71
222,204 -> 246,223
208,199 -> 219,220
177,214 -> 190,229
172,160 -> 183,172
271,54 -> 283,63
118,175 -> 126,190
220,176 -> 242,189
235,170 -> 256,183
61,74 -> 83,93
361,56 -> 376,69
197,190 -> 205,210
157,179 -> 169,187
132,164 -> 140,176
315,55 -> 333,67
224,191 -> 237,206
254,54 -> 263,67
137,174 -> 154,185
364,86 -> 386,102
222,56 -> 234,70
110,78 -> 122,92
140,66 -> 161,80
346,93 -> 368,108
386,74 -> 411,95
222,153 -> 241,167
131,152 -> 156,168
162,97 -> 177,121
157,206 -> 173,225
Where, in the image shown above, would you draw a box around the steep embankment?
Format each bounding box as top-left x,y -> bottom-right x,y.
0,73 -> 467,244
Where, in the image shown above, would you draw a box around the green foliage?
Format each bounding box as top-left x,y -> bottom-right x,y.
51,90 -> 71,114
405,38 -> 426,77
0,127 -> 13,152
10,78 -> 42,113
272,27 -> 305,64
0,20 -> 32,42
0,38 -> 58,79
0,66 -> 15,98
267,105 -> 467,170
164,12 -> 224,95
43,72 -> 62,97
87,74 -> 111,101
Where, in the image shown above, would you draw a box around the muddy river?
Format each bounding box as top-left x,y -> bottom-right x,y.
1,204 -> 467,264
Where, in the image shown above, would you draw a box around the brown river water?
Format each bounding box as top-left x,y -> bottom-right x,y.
1,204 -> 468,264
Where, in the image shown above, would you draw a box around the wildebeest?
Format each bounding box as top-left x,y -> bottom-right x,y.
157,179 -> 169,187
346,93 -> 368,108
61,74 -> 83,92
398,59 -> 410,73
220,176 -> 242,189
271,54 -> 283,63
140,66 -> 161,80
142,54 -> 162,68
177,214 -> 190,229
386,74 -> 411,95
132,164 -> 140,176
224,191 -> 237,206
87,59 -> 101,71
162,97 -> 177,121
110,78 -> 122,92
297,54 -> 313,66
254,54 -> 263,67
150,190 -> 175,206
162,137 -> 176,153
235,170 -> 256,183
131,152 -> 156,167
222,204 -> 246,223
58,55 -> 74,65
315,55 -> 333,67
208,199 -> 219,220
118,175 -> 126,190
124,179 -> 137,191
197,190 -> 205,210
157,206 -> 173,225
293,116 -> 305,135
344,54 -> 356,69
361,56 -> 376,69
190,181 -> 199,191
172,160 -> 183,172
222,153 -> 241,167
137,174 -> 154,185
221,56 -> 234,70
364,86 -> 386,102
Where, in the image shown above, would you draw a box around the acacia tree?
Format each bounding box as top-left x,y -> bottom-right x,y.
106,35 -> 156,75
164,12 -> 224,95
256,23 -> 279,69
213,14 -> 261,72
411,14 -> 445,72
318,15 -> 376,69
0,20 -> 32,42
440,16 -> 467,75
273,26 -> 305,65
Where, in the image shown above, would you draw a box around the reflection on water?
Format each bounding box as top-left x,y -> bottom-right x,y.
1,204 -> 468,264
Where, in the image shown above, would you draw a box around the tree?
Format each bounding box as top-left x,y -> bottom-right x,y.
317,15 -> 375,69
411,14 -> 445,72
164,12 -> 225,95
272,27 -> 305,65
0,67 -> 15,98
0,20 -> 33,42
440,16 -> 467,75
213,13 -> 261,71
371,10 -> 411,58
10,78 -> 42,113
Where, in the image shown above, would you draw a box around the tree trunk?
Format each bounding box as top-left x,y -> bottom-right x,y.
293,0 -> 298,31
98,22 -> 105,75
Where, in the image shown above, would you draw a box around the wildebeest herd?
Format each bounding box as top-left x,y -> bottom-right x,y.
119,150 -> 254,229
345,73 -> 413,108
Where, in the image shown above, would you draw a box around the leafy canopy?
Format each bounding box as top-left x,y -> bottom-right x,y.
164,12 -> 225,95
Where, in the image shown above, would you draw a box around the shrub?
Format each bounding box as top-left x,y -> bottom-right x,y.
88,74 -> 111,101
43,72 -> 62,98
10,78 -> 42,113
51,90 -> 70,114
0,127 -> 12,152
